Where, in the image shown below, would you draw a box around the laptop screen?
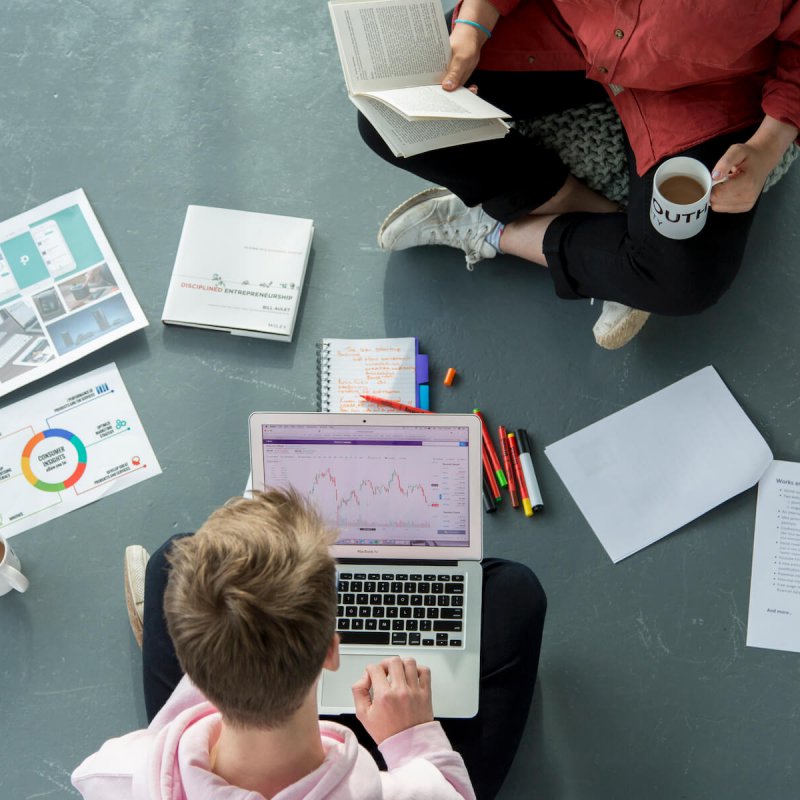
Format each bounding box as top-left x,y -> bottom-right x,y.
259,422 -> 471,548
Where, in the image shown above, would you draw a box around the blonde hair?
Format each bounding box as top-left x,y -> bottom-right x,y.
164,489 -> 337,728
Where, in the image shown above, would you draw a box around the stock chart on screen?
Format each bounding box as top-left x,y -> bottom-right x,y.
261,423 -> 470,547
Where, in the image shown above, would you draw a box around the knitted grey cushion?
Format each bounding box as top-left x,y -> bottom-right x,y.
515,102 -> 799,204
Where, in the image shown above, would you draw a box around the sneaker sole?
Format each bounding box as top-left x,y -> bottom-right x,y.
124,548 -> 145,648
377,187 -> 453,248
594,309 -> 651,350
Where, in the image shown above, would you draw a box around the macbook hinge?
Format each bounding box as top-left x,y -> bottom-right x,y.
338,558 -> 459,567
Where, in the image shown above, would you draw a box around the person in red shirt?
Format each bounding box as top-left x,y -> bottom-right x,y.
359,0 -> 799,348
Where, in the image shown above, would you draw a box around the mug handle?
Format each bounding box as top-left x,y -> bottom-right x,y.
2,564 -> 29,593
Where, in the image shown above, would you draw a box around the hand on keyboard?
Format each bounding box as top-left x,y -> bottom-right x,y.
351,656 -> 434,744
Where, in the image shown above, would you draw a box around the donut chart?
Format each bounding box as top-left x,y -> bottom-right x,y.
21,428 -> 88,492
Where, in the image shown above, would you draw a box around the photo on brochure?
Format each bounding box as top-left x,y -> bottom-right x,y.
0,189 -> 147,397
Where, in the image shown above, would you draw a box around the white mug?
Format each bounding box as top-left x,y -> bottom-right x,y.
0,536 -> 29,596
650,156 -> 712,240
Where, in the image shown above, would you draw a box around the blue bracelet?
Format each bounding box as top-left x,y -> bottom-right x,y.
454,18 -> 492,38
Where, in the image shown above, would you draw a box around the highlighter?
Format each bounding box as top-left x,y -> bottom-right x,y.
516,429 -> 544,512
507,432 -> 533,518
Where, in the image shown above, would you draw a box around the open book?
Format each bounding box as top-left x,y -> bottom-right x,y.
329,0 -> 510,157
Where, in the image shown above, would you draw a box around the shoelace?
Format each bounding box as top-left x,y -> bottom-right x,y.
425,224 -> 492,268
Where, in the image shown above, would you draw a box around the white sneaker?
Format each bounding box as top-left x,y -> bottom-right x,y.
592,301 -> 650,349
124,545 -> 150,648
378,187 -> 498,269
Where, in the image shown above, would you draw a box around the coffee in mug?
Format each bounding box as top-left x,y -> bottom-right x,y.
658,175 -> 706,205
650,156 -> 713,240
0,536 -> 30,596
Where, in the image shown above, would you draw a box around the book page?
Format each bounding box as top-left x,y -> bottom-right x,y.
545,366 -> 774,563
746,460 -> 800,653
352,95 -> 508,157
369,84 -> 510,120
320,337 -> 417,413
329,0 -> 450,93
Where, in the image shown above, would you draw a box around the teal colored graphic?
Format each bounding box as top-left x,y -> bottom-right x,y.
0,232 -> 49,289
34,205 -> 103,272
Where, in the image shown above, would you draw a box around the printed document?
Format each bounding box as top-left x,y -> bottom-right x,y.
0,363 -> 161,538
746,460 -> 800,653
0,189 -> 147,398
545,366 -> 773,563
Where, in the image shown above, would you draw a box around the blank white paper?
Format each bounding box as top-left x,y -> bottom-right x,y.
746,460 -> 800,653
545,366 -> 773,563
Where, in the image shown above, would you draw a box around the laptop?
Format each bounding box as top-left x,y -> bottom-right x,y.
248,411 -> 483,718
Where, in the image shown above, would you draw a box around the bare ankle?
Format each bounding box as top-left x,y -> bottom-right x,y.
531,175 -> 619,215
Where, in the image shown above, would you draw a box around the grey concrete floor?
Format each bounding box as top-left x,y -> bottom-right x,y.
1,2 -> 799,798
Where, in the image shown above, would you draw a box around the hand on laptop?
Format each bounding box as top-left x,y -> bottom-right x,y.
352,656 -> 434,744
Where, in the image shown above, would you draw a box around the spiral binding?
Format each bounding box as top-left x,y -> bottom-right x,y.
316,340 -> 332,412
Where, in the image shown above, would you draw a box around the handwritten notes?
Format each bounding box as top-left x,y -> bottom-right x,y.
318,337 -> 417,413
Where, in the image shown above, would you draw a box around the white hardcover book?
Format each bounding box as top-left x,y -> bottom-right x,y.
161,205 -> 314,342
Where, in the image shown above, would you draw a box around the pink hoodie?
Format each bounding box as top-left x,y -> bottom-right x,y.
72,677 -> 476,800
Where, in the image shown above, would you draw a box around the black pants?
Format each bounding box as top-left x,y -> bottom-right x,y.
358,68 -> 762,316
142,534 -> 547,800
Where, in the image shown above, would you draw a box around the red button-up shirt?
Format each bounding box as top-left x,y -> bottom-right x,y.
462,0 -> 800,174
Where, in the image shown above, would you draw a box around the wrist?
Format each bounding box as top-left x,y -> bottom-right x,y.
456,0 -> 500,31
749,116 -> 798,162
454,18 -> 492,39
449,23 -> 487,57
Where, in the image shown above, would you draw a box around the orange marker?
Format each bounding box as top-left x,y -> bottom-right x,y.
361,395 -> 433,413
481,445 -> 502,503
498,425 -> 519,508
473,409 -> 507,488
443,367 -> 457,386
508,432 -> 533,517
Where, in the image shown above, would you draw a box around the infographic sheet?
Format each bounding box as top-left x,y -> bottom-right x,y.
0,363 -> 161,538
0,190 -> 148,398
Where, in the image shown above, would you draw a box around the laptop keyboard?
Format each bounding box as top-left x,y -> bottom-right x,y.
336,568 -> 466,649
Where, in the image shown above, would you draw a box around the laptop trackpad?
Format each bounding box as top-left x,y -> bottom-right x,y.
319,654 -> 399,713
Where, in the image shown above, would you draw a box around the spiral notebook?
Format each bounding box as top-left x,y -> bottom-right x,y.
316,337 -> 429,413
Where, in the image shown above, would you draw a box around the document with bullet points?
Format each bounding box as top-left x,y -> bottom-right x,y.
747,460 -> 800,653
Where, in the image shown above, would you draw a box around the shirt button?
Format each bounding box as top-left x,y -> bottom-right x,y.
614,28 -> 625,39
527,55 -> 536,64
597,66 -> 609,73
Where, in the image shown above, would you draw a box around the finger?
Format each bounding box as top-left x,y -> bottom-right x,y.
418,664 -> 432,693
442,55 -> 472,90
712,200 -> 753,214
710,181 -> 757,213
711,143 -> 747,181
366,662 -> 390,692
467,83 -> 479,95
386,656 -> 408,687
402,657 -> 419,686
710,191 -> 752,213
352,669 -> 372,692
351,671 -> 373,716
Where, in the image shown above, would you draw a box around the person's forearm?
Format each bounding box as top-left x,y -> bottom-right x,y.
455,0 -> 500,32
748,115 -> 799,168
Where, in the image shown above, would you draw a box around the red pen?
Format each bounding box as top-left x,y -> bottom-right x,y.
481,445 -> 502,503
361,395 -> 434,413
507,432 -> 533,517
498,425 -> 519,508
473,409 -> 507,488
